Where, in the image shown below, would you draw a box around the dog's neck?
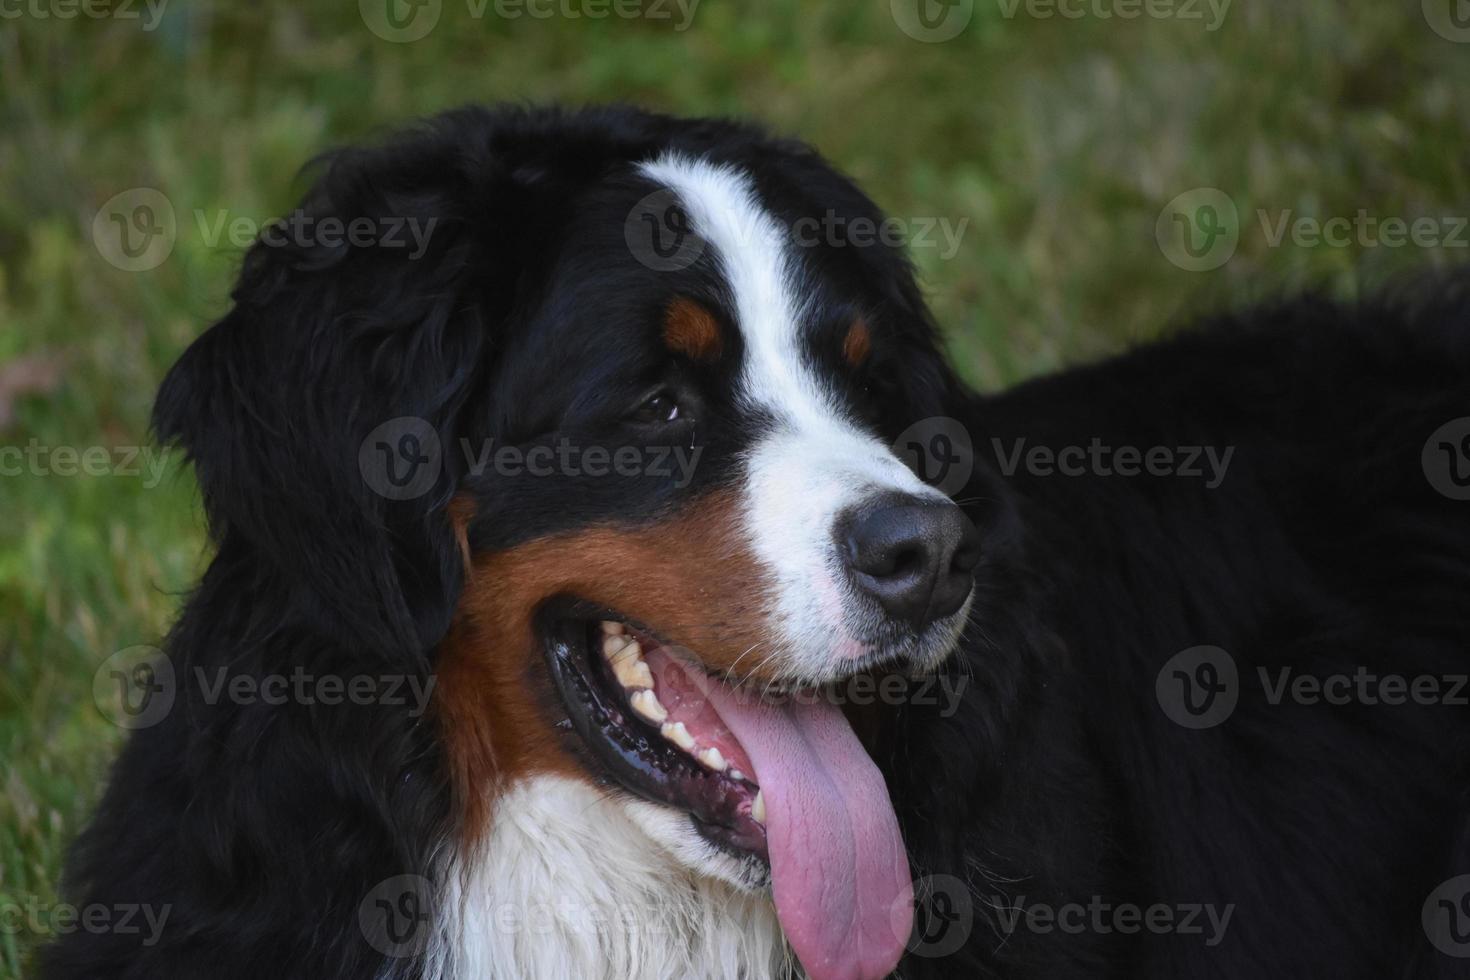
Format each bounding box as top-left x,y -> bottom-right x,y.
429,776 -> 792,980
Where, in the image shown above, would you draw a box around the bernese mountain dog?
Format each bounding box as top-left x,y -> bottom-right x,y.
44,105 -> 1470,980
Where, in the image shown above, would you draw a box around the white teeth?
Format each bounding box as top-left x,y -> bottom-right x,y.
603,634 -> 654,690
598,619 -> 747,782
612,655 -> 654,691
629,689 -> 668,724
603,633 -> 636,661
751,790 -> 766,825
661,721 -> 696,751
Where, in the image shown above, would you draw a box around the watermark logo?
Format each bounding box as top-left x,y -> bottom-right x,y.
93,653 -> 438,729
0,897 -> 171,946
990,437 -> 1234,488
993,896 -> 1233,945
894,417 -> 975,497
791,211 -> 968,260
1156,645 -> 1238,729
1258,210 -> 1468,250
460,437 -> 703,488
359,417 -> 444,501
92,188 -> 176,272
0,0 -> 169,30
1423,0 -> 1470,42
900,874 -> 974,958
1160,192 -> 1467,270
993,0 -> 1231,31
360,0 -> 442,41
1423,875 -> 1470,957
361,0 -> 698,42
359,875 -> 434,957
1156,188 -> 1239,272
1423,417 -> 1470,501
359,421 -> 710,500
1259,666 -> 1467,708
194,209 -> 439,259
0,441 -> 171,487
891,0 -> 974,42
93,645 -> 176,730
625,188 -> 706,272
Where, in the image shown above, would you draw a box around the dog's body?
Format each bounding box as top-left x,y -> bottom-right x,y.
44,106 -> 1470,980
899,295 -> 1470,977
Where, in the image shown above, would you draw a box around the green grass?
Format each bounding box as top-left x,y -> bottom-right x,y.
1,1 -> 1467,974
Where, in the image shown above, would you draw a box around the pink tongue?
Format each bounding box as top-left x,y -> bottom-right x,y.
703,680 -> 913,980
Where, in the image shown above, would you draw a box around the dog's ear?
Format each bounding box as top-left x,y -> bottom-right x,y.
154,113 -> 549,662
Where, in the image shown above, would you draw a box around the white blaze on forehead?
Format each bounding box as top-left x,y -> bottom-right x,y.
637,153 -> 824,423
636,153 -> 941,676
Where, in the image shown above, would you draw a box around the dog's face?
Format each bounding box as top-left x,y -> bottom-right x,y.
157,107 -> 978,980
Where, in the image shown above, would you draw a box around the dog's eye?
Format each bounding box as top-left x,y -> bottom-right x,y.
631,391 -> 680,425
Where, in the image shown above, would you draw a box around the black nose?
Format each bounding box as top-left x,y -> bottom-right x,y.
839,494 -> 981,628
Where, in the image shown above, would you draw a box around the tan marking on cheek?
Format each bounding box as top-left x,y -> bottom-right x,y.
435,490 -> 776,840
842,318 -> 872,368
662,297 -> 724,363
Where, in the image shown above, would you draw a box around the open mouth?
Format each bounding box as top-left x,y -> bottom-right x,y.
540,598 -> 916,980
541,604 -> 769,863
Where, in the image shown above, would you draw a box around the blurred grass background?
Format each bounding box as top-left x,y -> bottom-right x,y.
1,0 -> 1467,974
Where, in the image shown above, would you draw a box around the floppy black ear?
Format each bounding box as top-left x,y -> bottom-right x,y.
154,111 -> 543,663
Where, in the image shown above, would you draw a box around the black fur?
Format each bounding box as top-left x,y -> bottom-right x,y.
893,282 -> 1470,978
43,104 -> 1470,979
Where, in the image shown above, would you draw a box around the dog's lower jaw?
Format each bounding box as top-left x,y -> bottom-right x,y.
428,776 -> 793,980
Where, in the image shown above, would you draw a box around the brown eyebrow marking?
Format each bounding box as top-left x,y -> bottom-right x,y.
662,297 -> 724,363
842,317 -> 872,367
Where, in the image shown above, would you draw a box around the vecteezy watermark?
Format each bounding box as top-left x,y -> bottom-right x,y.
360,417 -> 444,501
901,874 -> 974,958
94,646 -> 175,730
1158,645 -> 1470,729
624,189 -> 706,272
1423,417 -> 1470,501
765,673 -> 970,716
360,875 -> 434,958
893,417 -> 975,497
891,0 -> 975,42
642,647 -> 971,721
991,895 -> 1235,946
94,191 -> 442,271
0,0 -> 168,30
993,0 -> 1231,31
359,0 -> 698,43
788,211 -> 969,260
1423,0 -> 1470,43
1156,645 -> 1239,729
1256,210 -> 1470,251
990,437 -> 1235,488
190,667 -> 437,717
622,191 -> 971,273
0,897 -> 171,947
1424,875 -> 1470,958
92,647 -> 438,730
0,441 -> 171,488
1259,667 -> 1468,707
1155,187 -> 1240,272
358,417 -> 706,501
461,439 -> 702,487
194,209 -> 439,260
92,188 -> 177,272
1157,188 -> 1470,271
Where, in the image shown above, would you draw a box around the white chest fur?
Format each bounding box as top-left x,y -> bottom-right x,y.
428,776 -> 792,980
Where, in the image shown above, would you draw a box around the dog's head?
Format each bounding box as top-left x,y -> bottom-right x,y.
156,105 -> 979,980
